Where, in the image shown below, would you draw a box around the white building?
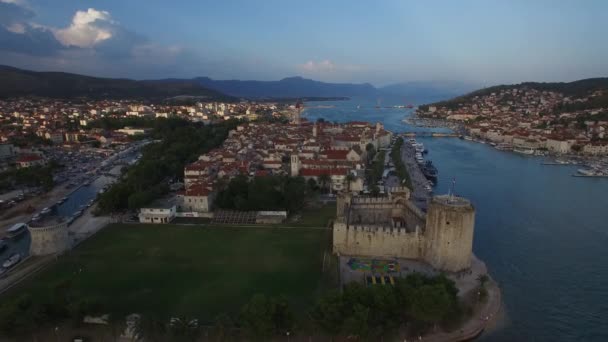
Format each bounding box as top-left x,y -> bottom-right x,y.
139,199 -> 177,224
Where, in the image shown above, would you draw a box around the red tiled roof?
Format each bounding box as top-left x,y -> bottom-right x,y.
17,154 -> 43,163
300,168 -> 349,177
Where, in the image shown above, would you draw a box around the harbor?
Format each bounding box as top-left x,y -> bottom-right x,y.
398,135 -> 438,211
0,140 -> 148,276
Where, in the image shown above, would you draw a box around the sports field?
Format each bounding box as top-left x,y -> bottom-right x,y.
12,224 -> 335,320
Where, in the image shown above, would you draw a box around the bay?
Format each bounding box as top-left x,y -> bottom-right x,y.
303,96 -> 608,341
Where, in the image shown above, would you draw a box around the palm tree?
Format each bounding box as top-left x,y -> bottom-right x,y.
319,173 -> 331,194
345,173 -> 356,192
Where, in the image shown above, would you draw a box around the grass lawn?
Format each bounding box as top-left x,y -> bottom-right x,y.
9,224 -> 335,321
291,202 -> 337,227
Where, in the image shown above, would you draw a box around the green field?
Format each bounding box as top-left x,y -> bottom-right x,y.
11,224 -> 335,320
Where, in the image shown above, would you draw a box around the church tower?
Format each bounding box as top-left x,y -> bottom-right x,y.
290,154 -> 300,177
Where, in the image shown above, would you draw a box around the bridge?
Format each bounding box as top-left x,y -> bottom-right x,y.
399,132 -> 459,138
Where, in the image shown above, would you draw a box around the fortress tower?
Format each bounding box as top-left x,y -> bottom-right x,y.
332,189 -> 476,272
424,195 -> 475,272
28,215 -> 69,256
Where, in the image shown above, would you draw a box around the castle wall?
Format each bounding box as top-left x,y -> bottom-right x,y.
333,223 -> 423,260
29,221 -> 69,256
424,197 -> 475,272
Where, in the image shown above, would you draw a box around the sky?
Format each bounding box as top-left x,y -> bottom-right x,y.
0,0 -> 607,86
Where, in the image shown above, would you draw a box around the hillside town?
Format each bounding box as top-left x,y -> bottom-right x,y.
0,97 -> 294,170
416,87 -> 608,156
0,97 -> 296,215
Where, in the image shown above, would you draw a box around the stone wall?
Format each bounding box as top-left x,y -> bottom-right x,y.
333,222 -> 423,260
28,221 -> 69,256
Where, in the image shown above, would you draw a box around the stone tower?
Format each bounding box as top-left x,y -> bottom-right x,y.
290,154 -> 300,177
313,123 -> 318,138
28,216 -> 69,256
424,195 -> 475,272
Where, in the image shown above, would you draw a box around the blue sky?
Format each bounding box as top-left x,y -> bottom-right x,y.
0,0 -> 606,86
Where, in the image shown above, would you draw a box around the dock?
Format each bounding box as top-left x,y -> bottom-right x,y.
572,174 -> 608,178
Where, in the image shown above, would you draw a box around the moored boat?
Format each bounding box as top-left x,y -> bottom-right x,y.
2,253 -> 21,268
5,223 -> 27,239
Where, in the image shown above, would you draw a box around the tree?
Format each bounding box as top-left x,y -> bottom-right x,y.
409,285 -> 452,324
318,173 -> 331,194
476,274 -> 489,288
310,291 -> 344,336
239,294 -> 276,339
365,143 -> 376,164
307,178 -> 318,192
342,303 -> 370,338
239,294 -> 295,340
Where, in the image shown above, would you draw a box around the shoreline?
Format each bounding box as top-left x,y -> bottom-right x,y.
406,113 -> 608,170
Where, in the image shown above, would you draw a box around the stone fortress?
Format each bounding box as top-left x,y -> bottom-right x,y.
28,215 -> 69,256
333,186 -> 475,273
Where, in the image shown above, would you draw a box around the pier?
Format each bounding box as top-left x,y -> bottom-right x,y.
400,140 -> 432,210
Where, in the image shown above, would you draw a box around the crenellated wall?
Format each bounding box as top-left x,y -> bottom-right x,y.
333,191 -> 475,273
333,222 -> 423,260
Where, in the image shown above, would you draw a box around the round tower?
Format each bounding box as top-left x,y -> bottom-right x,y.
28,215 -> 69,256
424,195 -> 475,272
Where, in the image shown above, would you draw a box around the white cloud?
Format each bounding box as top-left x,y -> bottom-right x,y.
297,60 -> 364,75
54,8 -> 113,48
299,60 -> 335,72
5,22 -> 25,33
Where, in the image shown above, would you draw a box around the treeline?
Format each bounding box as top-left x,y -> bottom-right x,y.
0,273 -> 472,341
87,116 -> 158,130
390,137 -> 413,188
0,160 -> 61,192
97,118 -> 240,213
215,175 -> 311,212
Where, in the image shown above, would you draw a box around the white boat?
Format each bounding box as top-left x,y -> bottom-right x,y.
2,253 -> 21,268
513,147 -> 535,155
496,143 -> 513,151
6,223 -> 27,239
577,168 -> 596,176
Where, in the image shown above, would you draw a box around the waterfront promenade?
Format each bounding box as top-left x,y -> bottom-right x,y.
400,140 -> 432,210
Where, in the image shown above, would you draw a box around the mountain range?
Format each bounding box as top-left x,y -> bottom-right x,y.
0,65 -> 478,101
0,65 -> 232,101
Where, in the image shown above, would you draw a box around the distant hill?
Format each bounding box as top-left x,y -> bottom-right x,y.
421,77 -> 608,111
189,76 -> 478,101
192,76 -> 376,98
0,64 -> 482,102
0,65 -> 233,100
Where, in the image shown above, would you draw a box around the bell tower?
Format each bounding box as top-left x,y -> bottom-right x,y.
290,154 -> 300,177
